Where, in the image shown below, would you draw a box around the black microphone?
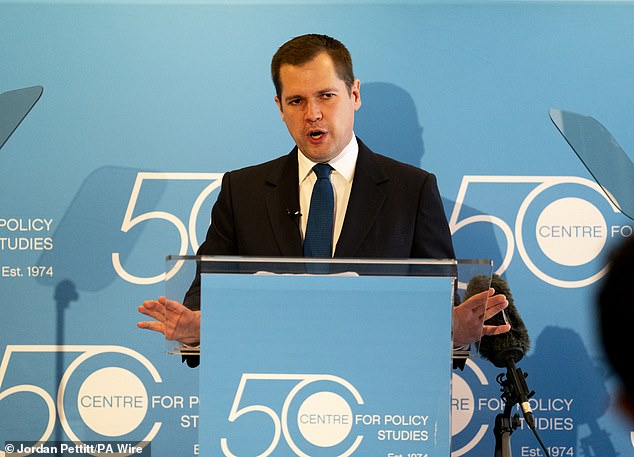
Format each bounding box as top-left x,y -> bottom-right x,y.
286,208 -> 301,218
465,274 -> 535,428
465,274 -> 530,367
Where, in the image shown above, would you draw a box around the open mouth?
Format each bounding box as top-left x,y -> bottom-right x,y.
308,130 -> 326,140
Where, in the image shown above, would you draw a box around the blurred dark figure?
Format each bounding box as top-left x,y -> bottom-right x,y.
597,236 -> 634,422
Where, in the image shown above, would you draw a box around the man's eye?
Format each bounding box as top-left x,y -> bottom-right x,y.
288,99 -> 301,106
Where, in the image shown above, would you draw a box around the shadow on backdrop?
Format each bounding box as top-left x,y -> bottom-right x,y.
54,279 -> 78,443
355,82 -> 503,265
521,326 -> 617,457
37,166 -> 166,292
355,82 -> 425,168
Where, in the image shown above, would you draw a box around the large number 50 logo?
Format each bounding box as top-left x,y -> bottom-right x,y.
220,374 -> 364,457
112,172 -> 224,285
0,345 -> 162,456
449,175 -> 622,288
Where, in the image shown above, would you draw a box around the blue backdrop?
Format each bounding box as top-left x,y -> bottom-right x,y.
1,1 -> 633,456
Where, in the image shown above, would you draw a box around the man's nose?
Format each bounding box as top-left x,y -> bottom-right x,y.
305,100 -> 322,122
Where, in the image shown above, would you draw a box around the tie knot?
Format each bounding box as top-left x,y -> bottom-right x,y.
313,163 -> 332,180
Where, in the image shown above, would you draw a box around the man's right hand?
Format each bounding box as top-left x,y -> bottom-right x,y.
137,296 -> 201,345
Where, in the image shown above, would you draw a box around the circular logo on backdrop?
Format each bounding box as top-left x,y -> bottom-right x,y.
297,391 -> 353,447
77,367 -> 148,436
514,180 -> 620,288
535,197 -> 607,266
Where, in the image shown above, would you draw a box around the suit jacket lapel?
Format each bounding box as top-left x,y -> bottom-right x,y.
335,141 -> 388,257
264,148 -> 303,256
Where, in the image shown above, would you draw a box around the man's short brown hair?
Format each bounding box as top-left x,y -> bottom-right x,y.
271,34 -> 355,98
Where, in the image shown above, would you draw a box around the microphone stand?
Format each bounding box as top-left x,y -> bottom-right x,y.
493,360 -> 550,457
493,395 -> 520,457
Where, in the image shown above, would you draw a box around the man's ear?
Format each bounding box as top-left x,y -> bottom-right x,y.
352,79 -> 362,111
274,96 -> 285,121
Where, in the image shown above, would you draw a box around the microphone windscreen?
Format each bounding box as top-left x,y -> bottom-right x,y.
464,274 -> 530,367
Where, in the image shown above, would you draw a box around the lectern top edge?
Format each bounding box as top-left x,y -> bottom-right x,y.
167,254 -> 492,267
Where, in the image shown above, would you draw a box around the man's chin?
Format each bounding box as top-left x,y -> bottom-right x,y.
299,144 -> 339,163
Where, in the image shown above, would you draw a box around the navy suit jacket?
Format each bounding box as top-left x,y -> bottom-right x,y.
195,138 -> 454,259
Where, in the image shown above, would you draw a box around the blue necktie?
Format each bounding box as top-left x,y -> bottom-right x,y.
303,163 -> 334,258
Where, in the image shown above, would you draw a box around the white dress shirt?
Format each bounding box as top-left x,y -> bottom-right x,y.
297,134 -> 358,256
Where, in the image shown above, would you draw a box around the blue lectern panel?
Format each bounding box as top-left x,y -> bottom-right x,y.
200,274 -> 453,457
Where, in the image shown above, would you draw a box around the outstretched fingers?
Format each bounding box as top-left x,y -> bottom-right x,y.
137,298 -> 170,336
138,299 -> 166,321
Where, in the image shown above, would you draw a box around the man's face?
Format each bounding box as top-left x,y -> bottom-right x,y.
275,52 -> 361,163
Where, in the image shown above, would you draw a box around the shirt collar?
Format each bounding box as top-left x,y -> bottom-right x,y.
298,134 -> 359,184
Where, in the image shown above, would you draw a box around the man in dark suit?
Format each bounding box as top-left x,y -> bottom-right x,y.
138,34 -> 510,359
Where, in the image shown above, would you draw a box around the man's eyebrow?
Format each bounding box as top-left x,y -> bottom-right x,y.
283,87 -> 340,102
283,94 -> 303,102
317,87 -> 339,94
